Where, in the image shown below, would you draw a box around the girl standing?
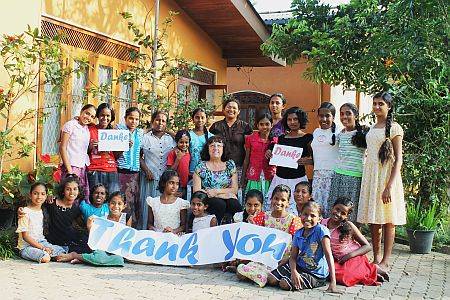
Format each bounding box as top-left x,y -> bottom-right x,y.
357,92 -> 406,272
140,111 -> 175,229
266,107 -> 313,214
59,104 -> 96,201
87,103 -> 120,194
116,107 -> 143,228
16,183 -> 67,263
268,201 -> 338,293
322,197 -> 389,286
326,103 -> 367,220
268,93 -> 287,139
241,113 -> 276,198
311,102 -> 339,208
188,191 -> 217,233
189,108 -> 214,175
167,130 -> 191,199
146,170 -> 190,234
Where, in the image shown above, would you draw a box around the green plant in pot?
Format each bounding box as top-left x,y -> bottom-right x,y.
406,196 -> 443,254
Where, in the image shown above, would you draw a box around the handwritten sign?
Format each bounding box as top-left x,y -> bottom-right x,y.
98,129 -> 129,152
269,144 -> 303,169
88,218 -> 291,269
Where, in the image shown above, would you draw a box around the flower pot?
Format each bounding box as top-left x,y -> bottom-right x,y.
406,228 -> 435,254
0,208 -> 15,230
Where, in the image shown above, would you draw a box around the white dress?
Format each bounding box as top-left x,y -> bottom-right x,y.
192,214 -> 216,233
146,197 -> 190,231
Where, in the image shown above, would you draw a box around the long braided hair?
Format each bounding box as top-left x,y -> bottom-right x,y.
374,92 -> 395,164
340,103 -> 367,148
318,102 -> 336,145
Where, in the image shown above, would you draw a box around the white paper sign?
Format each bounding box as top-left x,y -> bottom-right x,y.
269,144 -> 303,169
88,218 -> 291,269
98,129 -> 130,152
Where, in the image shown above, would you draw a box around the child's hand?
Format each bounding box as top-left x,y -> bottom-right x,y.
17,207 -> 26,218
337,254 -> 351,264
297,157 -> 312,165
325,283 -> 342,294
163,227 -> 173,233
291,270 -> 302,290
264,150 -> 272,160
129,139 -> 134,148
43,247 -> 53,254
145,169 -> 154,181
175,149 -> 184,160
247,214 -> 255,224
382,186 -> 392,204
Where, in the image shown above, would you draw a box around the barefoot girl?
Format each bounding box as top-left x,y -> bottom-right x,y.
357,92 -> 406,272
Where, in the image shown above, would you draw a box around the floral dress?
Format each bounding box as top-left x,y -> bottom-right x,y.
195,160 -> 236,190
357,123 -> 406,225
237,212 -> 302,287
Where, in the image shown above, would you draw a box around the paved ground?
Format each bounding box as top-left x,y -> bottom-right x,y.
1,243 -> 449,300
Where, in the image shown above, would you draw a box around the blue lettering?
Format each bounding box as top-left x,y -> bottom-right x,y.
179,233 -> 199,264
89,218 -> 114,246
131,237 -> 156,256
222,228 -> 240,260
261,234 -> 287,260
236,234 -> 262,256
107,228 -> 135,256
155,242 -> 179,261
100,132 -> 107,140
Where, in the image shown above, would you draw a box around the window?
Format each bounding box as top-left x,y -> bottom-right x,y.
71,60 -> 88,118
98,65 -> 113,104
41,79 -> 61,155
118,81 -> 132,121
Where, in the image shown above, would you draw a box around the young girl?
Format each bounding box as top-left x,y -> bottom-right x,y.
16,183 -> 67,263
188,191 -> 217,233
268,201 -> 339,293
322,198 -> 389,286
233,189 -> 263,223
268,93 -> 286,139
266,107 -> 313,214
79,183 -> 109,222
146,169 -> 190,234
117,107 -> 143,228
241,113 -> 276,198
326,103 -> 367,220
87,102 -> 120,194
167,130 -> 191,199
237,185 -> 302,287
140,110 -> 175,229
357,92 -> 406,272
57,191 -> 132,266
294,181 -> 313,216
311,102 -> 340,209
59,104 -> 96,201
189,108 -> 214,175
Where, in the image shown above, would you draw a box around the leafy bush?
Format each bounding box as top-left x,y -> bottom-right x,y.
0,229 -> 17,260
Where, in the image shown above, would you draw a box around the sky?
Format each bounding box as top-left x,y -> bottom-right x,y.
253,0 -> 349,12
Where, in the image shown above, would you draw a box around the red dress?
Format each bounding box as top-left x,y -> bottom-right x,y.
321,218 -> 379,287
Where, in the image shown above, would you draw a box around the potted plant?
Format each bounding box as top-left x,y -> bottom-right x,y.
406,197 -> 442,254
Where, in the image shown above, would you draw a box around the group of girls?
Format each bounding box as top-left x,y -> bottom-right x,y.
16,91 -> 405,294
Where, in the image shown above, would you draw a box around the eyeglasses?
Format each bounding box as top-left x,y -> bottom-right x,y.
209,142 -> 224,148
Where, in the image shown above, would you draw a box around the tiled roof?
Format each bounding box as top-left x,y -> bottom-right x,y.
259,10 -> 293,25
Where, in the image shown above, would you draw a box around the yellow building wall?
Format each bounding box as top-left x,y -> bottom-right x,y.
0,0 -> 41,171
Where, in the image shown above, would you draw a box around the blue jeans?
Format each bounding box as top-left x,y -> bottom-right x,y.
87,171 -> 120,194
20,240 -> 67,263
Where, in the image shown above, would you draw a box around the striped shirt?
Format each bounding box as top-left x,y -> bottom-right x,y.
116,124 -> 143,172
334,130 -> 365,177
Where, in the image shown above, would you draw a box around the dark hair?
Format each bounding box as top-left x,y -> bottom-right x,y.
191,108 -> 209,141
301,200 -> 322,216
318,102 -> 336,145
340,103 -> 367,148
255,112 -> 272,130
200,135 -> 227,162
294,181 -> 312,194
89,183 -> 108,203
175,129 -> 190,143
282,106 -> 308,130
222,97 -> 240,110
332,197 -> 354,241
151,110 -> 168,123
187,190 -> 210,231
373,92 -> 395,164
270,93 -> 287,105
96,102 -> 115,128
108,191 -> 126,204
270,184 -> 291,201
125,106 -> 141,118
158,169 -> 179,193
30,182 -> 48,194
243,189 -> 264,222
56,176 -> 84,201
81,104 -> 96,113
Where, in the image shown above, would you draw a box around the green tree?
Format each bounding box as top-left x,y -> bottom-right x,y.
262,0 -> 449,209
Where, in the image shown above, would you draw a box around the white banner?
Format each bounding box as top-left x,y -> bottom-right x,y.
269,144 -> 303,169
88,218 -> 291,269
98,129 -> 130,152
